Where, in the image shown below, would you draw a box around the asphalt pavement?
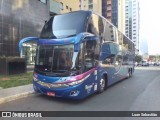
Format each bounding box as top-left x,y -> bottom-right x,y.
0,66 -> 160,120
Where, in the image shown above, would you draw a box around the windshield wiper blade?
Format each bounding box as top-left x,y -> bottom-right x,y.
52,70 -> 68,73
51,70 -> 71,77
45,73 -> 61,76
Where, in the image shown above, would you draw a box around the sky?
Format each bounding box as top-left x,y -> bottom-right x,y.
139,0 -> 160,55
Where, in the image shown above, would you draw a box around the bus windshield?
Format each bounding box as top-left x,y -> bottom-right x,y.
40,11 -> 89,39
35,44 -> 82,76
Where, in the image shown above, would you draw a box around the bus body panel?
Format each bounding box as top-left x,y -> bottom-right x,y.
19,10 -> 135,100
33,67 -> 99,99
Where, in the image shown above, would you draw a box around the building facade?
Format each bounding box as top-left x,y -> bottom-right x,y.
102,0 -> 111,21
49,0 -> 79,15
0,0 -> 50,57
118,0 -> 125,34
102,0 -> 140,52
80,0 -> 102,15
102,0 -> 125,33
125,0 -> 140,52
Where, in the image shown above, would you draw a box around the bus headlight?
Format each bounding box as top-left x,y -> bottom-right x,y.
67,79 -> 84,86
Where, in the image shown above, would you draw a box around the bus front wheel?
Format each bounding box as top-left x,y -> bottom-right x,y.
98,77 -> 106,93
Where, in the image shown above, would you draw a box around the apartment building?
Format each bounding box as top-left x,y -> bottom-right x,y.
80,0 -> 102,15
125,0 -> 140,52
102,0 -> 140,52
49,0 -> 80,15
102,0 -> 125,34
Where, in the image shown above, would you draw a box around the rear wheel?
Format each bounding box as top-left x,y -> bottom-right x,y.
130,69 -> 132,77
127,69 -> 132,78
98,76 -> 106,93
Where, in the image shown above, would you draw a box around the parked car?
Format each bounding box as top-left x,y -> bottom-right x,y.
142,61 -> 149,66
153,62 -> 159,66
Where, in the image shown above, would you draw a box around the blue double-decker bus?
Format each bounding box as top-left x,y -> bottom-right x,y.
19,11 -> 135,100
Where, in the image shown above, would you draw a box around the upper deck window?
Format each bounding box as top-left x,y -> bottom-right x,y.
39,0 -> 47,4
40,11 -> 90,39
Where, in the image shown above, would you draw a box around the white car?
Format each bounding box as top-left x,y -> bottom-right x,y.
142,61 -> 149,66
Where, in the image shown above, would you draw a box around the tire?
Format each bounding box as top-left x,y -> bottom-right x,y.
97,77 -> 106,93
127,69 -> 131,78
130,69 -> 132,77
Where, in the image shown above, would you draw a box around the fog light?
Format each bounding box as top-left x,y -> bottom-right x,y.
70,90 -> 80,96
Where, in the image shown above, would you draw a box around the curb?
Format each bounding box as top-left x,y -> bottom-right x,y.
0,91 -> 34,104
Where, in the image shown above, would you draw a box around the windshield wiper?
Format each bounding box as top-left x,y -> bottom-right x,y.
52,70 -> 68,73
50,70 -> 71,77
45,72 -> 62,77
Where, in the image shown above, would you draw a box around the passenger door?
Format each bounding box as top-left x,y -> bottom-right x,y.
84,40 -> 97,71
83,39 -> 99,92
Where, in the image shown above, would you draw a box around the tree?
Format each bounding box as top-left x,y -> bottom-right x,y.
156,55 -> 160,61
135,55 -> 142,63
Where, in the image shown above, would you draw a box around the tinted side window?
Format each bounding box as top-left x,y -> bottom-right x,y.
115,52 -> 122,66
123,35 -> 129,50
84,40 -> 96,70
98,16 -> 105,37
75,44 -> 83,70
40,17 -> 54,39
118,31 -> 123,46
40,11 -> 89,39
101,43 -> 119,65
122,51 -> 128,65
103,20 -> 119,42
87,14 -> 105,36
87,14 -> 99,36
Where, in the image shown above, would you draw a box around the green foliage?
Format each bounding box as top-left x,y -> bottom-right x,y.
0,72 -> 33,89
157,55 -> 160,60
135,55 -> 142,62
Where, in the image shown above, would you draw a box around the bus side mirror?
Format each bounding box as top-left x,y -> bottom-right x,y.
84,36 -> 99,41
74,43 -> 80,52
19,37 -> 39,52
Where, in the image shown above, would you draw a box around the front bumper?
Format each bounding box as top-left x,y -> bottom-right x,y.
33,81 -> 87,100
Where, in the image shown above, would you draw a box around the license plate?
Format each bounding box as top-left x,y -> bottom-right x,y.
47,92 -> 55,97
